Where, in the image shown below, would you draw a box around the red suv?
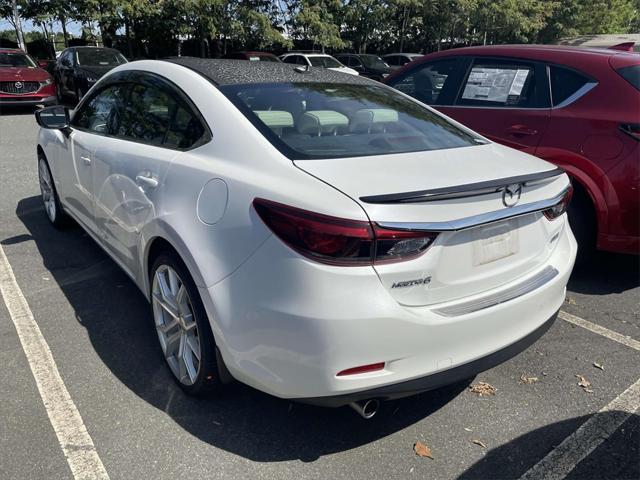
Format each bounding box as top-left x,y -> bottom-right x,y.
0,49 -> 56,107
385,45 -> 639,255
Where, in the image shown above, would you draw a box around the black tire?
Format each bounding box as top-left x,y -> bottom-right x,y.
37,153 -> 68,228
150,251 -> 221,395
567,182 -> 596,263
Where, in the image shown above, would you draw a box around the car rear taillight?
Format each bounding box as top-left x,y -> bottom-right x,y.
620,123 -> 640,141
373,225 -> 438,263
543,186 -> 573,221
253,198 -> 438,266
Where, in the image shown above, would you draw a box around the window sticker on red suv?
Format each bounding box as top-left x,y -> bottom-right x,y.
462,67 -> 531,104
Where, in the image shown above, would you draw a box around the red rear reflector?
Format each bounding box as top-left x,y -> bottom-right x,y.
337,362 -> 385,376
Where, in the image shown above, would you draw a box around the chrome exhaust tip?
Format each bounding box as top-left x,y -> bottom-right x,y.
349,399 -> 379,419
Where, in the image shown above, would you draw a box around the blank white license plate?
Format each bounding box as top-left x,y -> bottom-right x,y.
472,221 -> 519,266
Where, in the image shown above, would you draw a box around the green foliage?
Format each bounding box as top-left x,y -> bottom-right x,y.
0,0 -> 637,56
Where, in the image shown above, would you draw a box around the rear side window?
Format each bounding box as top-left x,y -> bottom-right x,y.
549,66 -> 594,106
457,59 -> 546,108
220,82 -> 485,160
616,65 -> 640,91
391,58 -> 466,106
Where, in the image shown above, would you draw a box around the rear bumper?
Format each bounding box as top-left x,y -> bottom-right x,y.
200,215 -> 576,403
300,311 -> 557,407
0,95 -> 56,107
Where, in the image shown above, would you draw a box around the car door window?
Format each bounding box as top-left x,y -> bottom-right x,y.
352,57 -> 363,68
283,55 -> 297,64
457,59 -> 547,108
72,84 -> 127,134
119,83 -> 175,145
385,56 -> 398,66
391,57 -> 467,106
549,65 -> 594,107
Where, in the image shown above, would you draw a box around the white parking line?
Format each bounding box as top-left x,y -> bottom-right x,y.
519,377 -> 640,480
0,244 -> 110,480
559,310 -> 640,351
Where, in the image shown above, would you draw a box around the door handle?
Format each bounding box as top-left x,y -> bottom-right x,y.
80,156 -> 92,165
136,174 -> 159,189
507,124 -> 538,136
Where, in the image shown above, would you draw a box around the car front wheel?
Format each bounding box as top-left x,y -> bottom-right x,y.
150,252 -> 221,394
38,154 -> 67,228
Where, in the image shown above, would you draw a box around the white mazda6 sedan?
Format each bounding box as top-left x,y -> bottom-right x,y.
35,59 -> 576,418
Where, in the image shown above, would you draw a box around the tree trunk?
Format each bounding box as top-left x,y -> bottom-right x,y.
12,0 -> 26,50
125,18 -> 133,58
59,14 -> 69,47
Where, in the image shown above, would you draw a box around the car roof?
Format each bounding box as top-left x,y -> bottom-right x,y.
0,48 -> 26,54
65,46 -> 119,51
424,44 -> 630,59
164,57 -> 373,86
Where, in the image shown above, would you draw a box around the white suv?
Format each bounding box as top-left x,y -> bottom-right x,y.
280,52 -> 359,76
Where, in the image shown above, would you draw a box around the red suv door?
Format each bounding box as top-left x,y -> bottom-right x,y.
437,57 -> 551,155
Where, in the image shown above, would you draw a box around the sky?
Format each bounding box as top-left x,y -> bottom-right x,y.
0,19 -> 84,36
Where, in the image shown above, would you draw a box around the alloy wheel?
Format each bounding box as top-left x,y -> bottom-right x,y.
152,265 -> 201,386
38,158 -> 56,223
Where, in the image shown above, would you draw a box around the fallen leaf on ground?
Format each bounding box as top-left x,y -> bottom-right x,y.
520,374 -> 539,384
575,374 -> 591,388
469,382 -> 497,396
593,362 -> 604,371
464,427 -> 473,432
583,388 -> 594,394
566,296 -> 577,305
472,439 -> 487,448
414,441 -> 433,459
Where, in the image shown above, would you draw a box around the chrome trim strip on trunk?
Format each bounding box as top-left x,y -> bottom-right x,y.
432,266 -> 560,317
360,167 -> 564,204
376,187 -> 569,232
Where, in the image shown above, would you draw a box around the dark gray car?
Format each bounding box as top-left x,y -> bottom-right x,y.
54,47 -> 127,104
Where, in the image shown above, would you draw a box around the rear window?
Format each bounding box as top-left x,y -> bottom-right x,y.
308,56 -> 342,68
220,82 -> 485,159
616,65 -> 640,91
549,66 -> 594,106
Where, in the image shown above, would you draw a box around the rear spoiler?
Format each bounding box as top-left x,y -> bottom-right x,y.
360,167 -> 565,204
609,42 -> 635,52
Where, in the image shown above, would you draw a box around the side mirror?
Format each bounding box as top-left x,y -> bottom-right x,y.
35,105 -> 70,129
354,64 -> 365,71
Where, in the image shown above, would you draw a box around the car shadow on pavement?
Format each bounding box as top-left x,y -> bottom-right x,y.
568,251 -> 639,295
0,105 -> 41,116
9,195 -> 471,463
458,411 -> 640,480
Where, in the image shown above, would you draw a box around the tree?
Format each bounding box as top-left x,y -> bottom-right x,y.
294,0 -> 347,51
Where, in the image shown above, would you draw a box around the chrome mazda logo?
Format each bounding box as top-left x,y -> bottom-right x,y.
14,81 -> 23,89
502,183 -> 523,207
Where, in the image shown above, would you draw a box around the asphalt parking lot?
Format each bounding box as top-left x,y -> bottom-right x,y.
0,108 -> 638,480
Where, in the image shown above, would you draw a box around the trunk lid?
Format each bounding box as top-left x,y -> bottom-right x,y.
294,143 -> 569,307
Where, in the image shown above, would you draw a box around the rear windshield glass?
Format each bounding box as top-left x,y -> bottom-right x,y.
250,55 -> 280,62
308,56 -> 342,68
361,55 -> 389,68
220,82 -> 485,159
0,53 -> 36,68
617,65 -> 640,91
76,49 -> 127,67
